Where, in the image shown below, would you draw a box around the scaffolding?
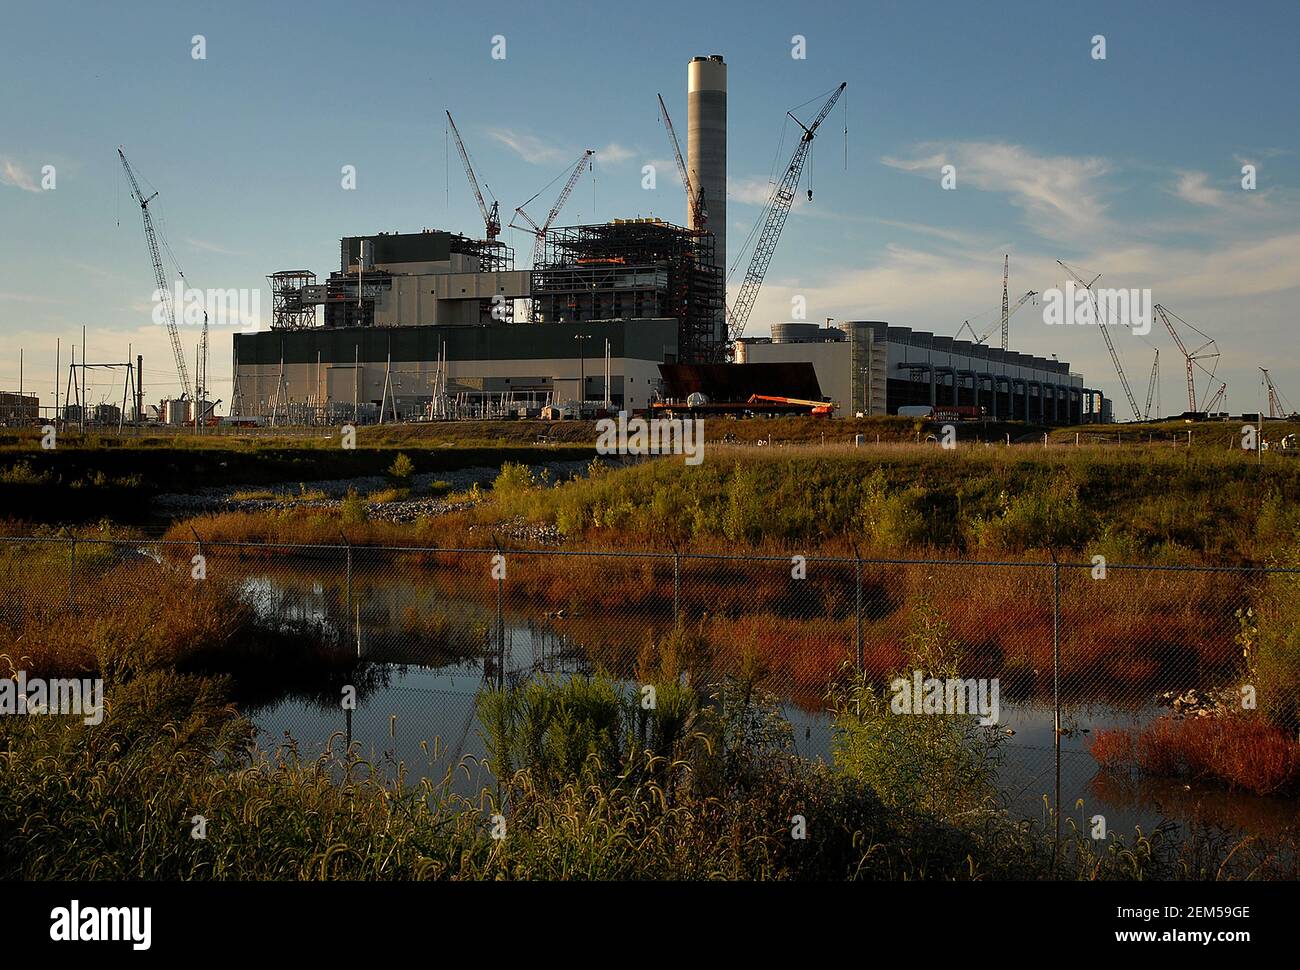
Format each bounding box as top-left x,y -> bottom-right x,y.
531,220 -> 721,362
321,234 -> 517,328
268,271 -> 319,330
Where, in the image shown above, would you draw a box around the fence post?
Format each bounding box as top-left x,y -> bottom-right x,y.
338,530 -> 352,622
67,535 -> 77,608
1051,553 -> 1062,871
669,539 -> 681,624
189,526 -> 204,575
852,542 -> 863,673
493,538 -> 505,691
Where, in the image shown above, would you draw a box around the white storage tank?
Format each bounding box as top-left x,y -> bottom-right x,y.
165,398 -> 192,426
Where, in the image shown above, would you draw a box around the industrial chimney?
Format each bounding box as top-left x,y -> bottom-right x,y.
688,54 -> 726,344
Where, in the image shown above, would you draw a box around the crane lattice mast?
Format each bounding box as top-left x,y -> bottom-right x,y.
511,149 -> 595,268
1144,348 -> 1160,420
118,147 -> 192,401
1000,255 -> 1011,350
727,82 -> 846,349
957,290 -> 1038,345
446,110 -> 500,240
1057,260 -> 1141,421
657,94 -> 705,228
1260,368 -> 1294,418
1153,303 -> 1220,412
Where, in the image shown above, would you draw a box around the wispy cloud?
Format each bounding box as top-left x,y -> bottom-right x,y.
0,291 -> 61,304
1172,170 -> 1230,208
485,128 -> 567,166
882,141 -> 1112,238
1,158 -> 41,193
728,175 -> 819,216
595,143 -> 634,166
184,236 -> 245,257
728,176 -> 775,207
869,218 -> 992,248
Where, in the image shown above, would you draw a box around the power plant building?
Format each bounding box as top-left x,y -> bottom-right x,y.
738,322 -> 1107,423
233,318 -> 678,421
228,54 -> 1103,426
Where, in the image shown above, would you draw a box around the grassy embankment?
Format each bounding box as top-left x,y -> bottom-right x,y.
167,437 -> 1300,561
151,442 -> 1300,747
0,425 -> 595,524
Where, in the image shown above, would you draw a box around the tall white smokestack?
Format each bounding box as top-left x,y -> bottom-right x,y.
688,54 -> 726,345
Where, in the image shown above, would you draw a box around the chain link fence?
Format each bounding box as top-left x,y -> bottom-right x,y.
2,535 -> 1297,832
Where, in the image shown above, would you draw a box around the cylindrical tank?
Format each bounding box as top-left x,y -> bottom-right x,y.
165,398 -> 191,426
688,55 -> 726,345
771,322 -> 824,344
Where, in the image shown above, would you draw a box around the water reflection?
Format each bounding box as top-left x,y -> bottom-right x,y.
227,562 -> 1296,843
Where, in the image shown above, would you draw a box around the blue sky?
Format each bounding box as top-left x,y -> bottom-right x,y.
2,0 -> 1297,417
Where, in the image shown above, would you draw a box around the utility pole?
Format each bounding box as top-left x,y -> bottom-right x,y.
81,325 -> 87,432
574,333 -> 591,410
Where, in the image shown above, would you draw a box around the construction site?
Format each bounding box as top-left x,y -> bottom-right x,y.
13,54 -> 1297,432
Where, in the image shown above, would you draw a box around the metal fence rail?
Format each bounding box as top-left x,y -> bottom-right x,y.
2,535 -> 1296,830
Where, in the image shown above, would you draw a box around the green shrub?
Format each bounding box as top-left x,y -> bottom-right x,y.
340,489 -> 368,524
830,600 -> 1004,819
857,468 -> 928,550
388,453 -> 415,480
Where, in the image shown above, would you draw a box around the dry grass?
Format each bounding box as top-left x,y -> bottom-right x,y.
1091,715 -> 1300,796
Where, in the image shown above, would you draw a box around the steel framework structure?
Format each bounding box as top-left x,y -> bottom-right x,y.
532,220 -> 722,362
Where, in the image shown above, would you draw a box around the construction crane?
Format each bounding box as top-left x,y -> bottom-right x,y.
1143,347 -> 1160,421
1260,367 -> 1296,418
1000,255 -> 1011,350
657,94 -> 705,228
747,393 -> 836,416
118,147 -> 192,401
957,290 -> 1038,345
1152,304 -> 1220,412
726,82 -> 847,349
510,149 -> 595,268
1057,260 -> 1141,421
446,110 -> 500,240
1204,381 -> 1228,414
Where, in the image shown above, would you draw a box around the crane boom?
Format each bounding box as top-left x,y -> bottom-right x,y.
1000,254 -> 1011,350
118,147 -> 192,401
1152,303 -> 1219,411
1144,348 -> 1159,420
1204,381 -> 1228,413
657,94 -> 705,227
446,110 -> 500,240
1260,368 -> 1294,418
1057,260 -> 1141,421
511,149 -> 594,267
959,290 -> 1038,345
727,82 -> 846,348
